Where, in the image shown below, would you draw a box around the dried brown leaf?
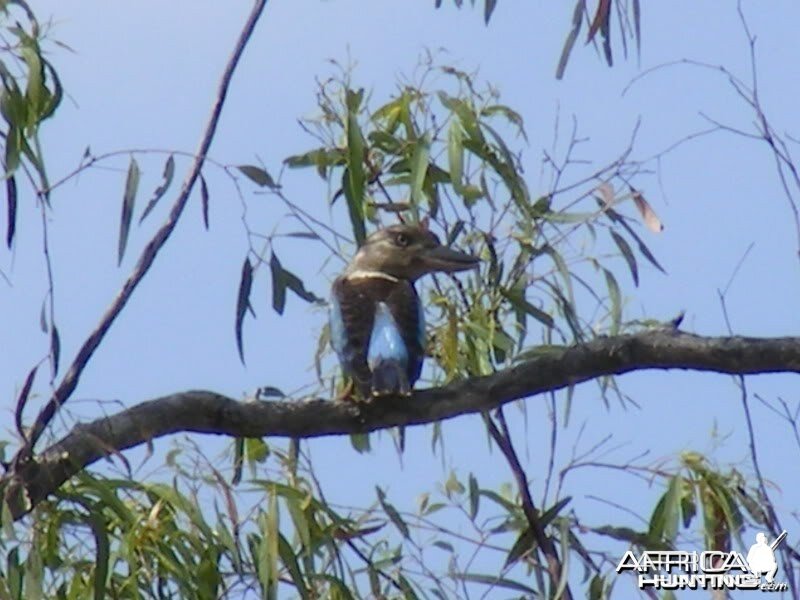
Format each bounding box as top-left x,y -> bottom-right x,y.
631,187 -> 664,233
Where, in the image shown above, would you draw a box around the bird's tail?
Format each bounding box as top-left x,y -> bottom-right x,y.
370,359 -> 411,397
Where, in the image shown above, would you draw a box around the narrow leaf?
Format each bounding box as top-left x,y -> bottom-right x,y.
235,258 -> 253,364
278,534 -> 309,600
649,475 -> 682,545
539,496 -> 572,528
200,173 -> 210,230
447,121 -> 465,194
453,573 -> 537,595
15,365 -> 37,441
139,154 -> 175,224
117,157 -> 140,265
484,0 -> 498,24
468,473 -> 479,520
269,253 -> 287,315
6,175 -> 16,247
500,287 -> 555,329
504,527 -> 535,567
39,300 -> 47,332
610,230 -> 639,286
345,89 -> 366,245
50,324 -> 60,378
410,133 -> 431,209
587,0 -> 611,44
88,513 -> 110,600
269,252 -> 321,315
232,438 -> 244,485
238,164 -> 277,188
556,0 -> 584,79
376,486 -> 410,539
606,207 -> 666,274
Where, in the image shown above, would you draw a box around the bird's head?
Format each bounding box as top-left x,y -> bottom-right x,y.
347,224 -> 480,282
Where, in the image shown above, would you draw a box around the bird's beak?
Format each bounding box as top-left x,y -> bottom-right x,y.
421,245 -> 481,273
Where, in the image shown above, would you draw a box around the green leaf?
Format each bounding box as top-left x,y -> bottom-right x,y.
266,491 -> 280,600
235,257 -> 253,364
245,437 -> 269,465
481,104 -> 527,141
410,133 -> 431,210
539,496 -> 572,528
3,124 -> 20,175
589,574 -> 606,600
453,573 -> 537,595
610,230 -> 638,286
591,525 -> 654,547
139,154 -> 175,224
238,164 -> 277,188
349,432 -> 370,453
284,147 -> 343,168
542,245 -> 573,304
117,156 -> 140,265
504,527 -> 535,567
648,475 -> 682,545
21,44 -> 44,124
376,486 -> 410,539
447,120 -> 465,195
444,470 -> 465,497
367,130 -> 402,154
232,438 -> 244,485
437,92 -> 483,142
87,512 -> 110,600
278,534 -> 309,600
500,287 -> 555,329
345,89 -> 366,245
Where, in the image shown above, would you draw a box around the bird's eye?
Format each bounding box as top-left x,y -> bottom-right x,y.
394,233 -> 410,247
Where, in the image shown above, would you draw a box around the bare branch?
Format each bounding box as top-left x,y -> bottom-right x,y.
3,330 -> 800,521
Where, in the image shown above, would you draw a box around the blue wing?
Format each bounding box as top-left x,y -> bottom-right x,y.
329,292 -> 348,367
368,302 -> 408,368
368,302 -> 411,395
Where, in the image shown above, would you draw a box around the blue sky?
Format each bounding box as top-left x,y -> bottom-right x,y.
4,0 -> 800,595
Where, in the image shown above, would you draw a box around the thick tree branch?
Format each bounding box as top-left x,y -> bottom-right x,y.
3,330 -> 800,520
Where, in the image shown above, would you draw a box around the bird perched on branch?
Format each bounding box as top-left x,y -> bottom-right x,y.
330,223 -> 479,399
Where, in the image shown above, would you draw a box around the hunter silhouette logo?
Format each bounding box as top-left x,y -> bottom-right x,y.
746,531 -> 786,585
616,530 -> 789,592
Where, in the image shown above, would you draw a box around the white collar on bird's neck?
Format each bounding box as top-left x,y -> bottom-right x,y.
344,269 -> 401,283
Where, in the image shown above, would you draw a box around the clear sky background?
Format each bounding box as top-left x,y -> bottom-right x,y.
3,0 -> 800,596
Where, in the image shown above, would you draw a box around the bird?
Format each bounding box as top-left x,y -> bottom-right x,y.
330,223 -> 479,399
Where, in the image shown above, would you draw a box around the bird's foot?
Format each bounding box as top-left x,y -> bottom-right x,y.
334,379 -> 357,403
